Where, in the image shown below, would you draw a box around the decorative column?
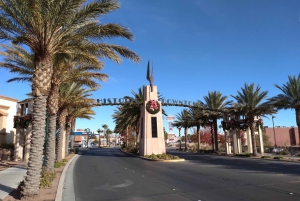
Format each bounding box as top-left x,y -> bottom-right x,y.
246,127 -> 253,153
231,129 -> 238,154
225,130 -> 231,154
139,85 -> 166,156
258,125 -> 264,154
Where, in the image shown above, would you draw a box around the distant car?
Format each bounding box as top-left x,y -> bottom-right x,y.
267,147 -> 283,153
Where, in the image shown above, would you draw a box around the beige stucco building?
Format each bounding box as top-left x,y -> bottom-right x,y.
0,95 -> 18,145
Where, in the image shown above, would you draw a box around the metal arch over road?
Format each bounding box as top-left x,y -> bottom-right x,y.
96,98 -> 197,107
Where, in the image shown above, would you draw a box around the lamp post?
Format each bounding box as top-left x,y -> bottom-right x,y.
85,128 -> 90,148
272,116 -> 277,148
177,126 -> 182,151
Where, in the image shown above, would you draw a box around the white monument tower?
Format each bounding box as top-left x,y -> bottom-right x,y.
139,61 -> 166,156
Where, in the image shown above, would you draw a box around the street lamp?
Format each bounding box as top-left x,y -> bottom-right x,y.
177,126 -> 182,151
85,128 -> 90,148
272,116 -> 277,148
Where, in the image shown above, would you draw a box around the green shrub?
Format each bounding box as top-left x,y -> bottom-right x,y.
62,158 -> 68,163
276,149 -> 290,155
130,147 -> 139,155
261,156 -> 271,159
173,156 -> 180,159
274,156 -> 284,160
54,161 -> 65,168
39,167 -> 56,188
74,148 -> 78,154
235,153 -> 251,157
149,154 -> 159,159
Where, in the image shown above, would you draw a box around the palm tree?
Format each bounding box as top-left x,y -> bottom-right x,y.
201,91 -> 232,152
67,107 -> 95,153
97,128 -> 104,147
268,74 -> 300,144
102,124 -> 109,146
56,82 -> 96,162
0,1 -> 140,197
231,83 -> 274,156
173,109 -> 193,151
189,102 -> 208,151
0,43 -> 108,171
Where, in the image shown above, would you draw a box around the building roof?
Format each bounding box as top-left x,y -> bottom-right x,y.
0,95 -> 18,102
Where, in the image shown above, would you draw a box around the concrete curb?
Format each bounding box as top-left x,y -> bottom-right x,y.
120,149 -> 185,162
55,154 -> 79,201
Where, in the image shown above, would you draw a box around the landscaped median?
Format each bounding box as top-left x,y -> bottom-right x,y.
234,153 -> 300,162
120,149 -> 185,162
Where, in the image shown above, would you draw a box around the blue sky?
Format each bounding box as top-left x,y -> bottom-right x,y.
1,0 -> 300,135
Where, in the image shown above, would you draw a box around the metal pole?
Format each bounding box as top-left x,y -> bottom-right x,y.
272,116 -> 277,148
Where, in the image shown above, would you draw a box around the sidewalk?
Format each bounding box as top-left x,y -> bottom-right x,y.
0,161 -> 27,200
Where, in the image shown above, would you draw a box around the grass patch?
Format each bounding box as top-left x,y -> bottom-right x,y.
144,153 -> 181,160
54,161 -> 65,168
274,156 -> 284,160
261,156 -> 271,159
39,167 -> 56,188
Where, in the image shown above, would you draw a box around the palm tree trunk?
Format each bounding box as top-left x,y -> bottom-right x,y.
296,108 -> 300,145
56,108 -> 67,162
197,124 -> 200,151
184,127 -> 188,151
70,118 -> 76,149
250,121 -> 257,156
213,118 -> 218,151
45,114 -> 56,171
21,53 -> 53,198
45,83 -> 59,170
21,95 -> 47,198
65,125 -> 70,157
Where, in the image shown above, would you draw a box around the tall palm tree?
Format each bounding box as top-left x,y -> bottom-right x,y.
201,91 -> 232,152
268,74 -> 300,144
67,107 -> 95,153
189,102 -> 208,151
57,82 -> 96,162
0,0 -> 140,197
231,83 -> 274,156
0,43 -> 108,171
102,124 -> 109,146
173,109 -> 193,151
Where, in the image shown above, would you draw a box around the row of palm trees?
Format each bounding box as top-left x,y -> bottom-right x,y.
0,0 -> 140,198
173,79 -> 300,157
112,77 -> 300,158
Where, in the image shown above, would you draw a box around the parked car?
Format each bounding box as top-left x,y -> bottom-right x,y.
267,147 -> 283,153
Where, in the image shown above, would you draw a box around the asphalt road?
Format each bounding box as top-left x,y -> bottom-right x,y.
62,147 -> 300,201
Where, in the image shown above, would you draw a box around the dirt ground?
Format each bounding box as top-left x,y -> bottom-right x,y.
1,154 -> 76,201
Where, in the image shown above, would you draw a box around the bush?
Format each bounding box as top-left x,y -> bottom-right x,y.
54,161 -> 65,168
261,156 -> 271,159
40,167 -> 56,188
276,149 -> 290,155
274,156 -> 284,160
74,148 -> 79,154
235,153 -> 252,157
62,158 -> 68,163
0,143 -> 14,149
130,147 -> 139,155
